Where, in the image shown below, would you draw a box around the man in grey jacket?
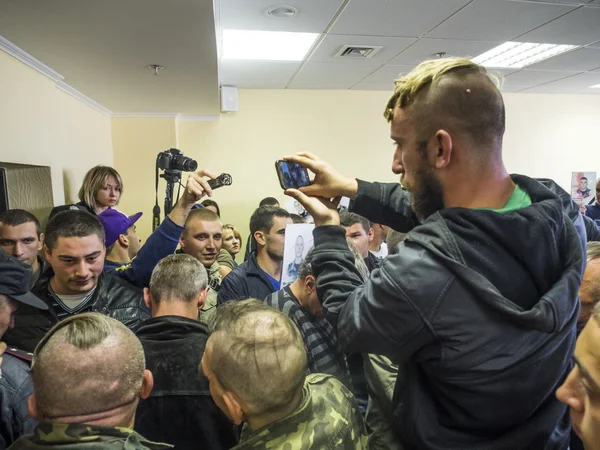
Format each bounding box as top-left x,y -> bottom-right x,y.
285,58 -> 584,449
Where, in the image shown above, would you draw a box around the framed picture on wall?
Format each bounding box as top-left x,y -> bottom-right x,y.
571,172 -> 596,205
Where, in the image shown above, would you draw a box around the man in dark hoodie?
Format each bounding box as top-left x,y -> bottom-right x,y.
285,57 -> 585,450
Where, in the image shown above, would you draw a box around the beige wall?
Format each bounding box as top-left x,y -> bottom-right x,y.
0,50 -> 113,206
111,89 -> 600,249
111,118 -> 177,239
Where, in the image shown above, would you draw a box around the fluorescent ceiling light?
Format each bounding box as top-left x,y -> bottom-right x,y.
223,30 -> 319,61
472,42 -> 579,68
590,84 -> 600,88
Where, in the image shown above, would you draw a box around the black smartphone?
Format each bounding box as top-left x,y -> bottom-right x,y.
275,160 -> 311,190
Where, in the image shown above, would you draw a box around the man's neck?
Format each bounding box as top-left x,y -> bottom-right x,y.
246,386 -> 303,432
106,247 -> 131,264
152,301 -> 199,321
369,239 -> 383,253
46,402 -> 137,429
256,250 -> 282,279
444,162 -> 515,210
31,255 -> 40,274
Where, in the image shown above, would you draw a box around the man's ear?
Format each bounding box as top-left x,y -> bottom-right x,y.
368,227 -> 374,243
44,245 -> 51,261
37,233 -> 45,252
28,395 -> 41,421
434,130 -> 453,169
254,231 -> 267,247
140,369 -> 153,400
197,287 -> 209,310
179,233 -> 186,251
143,288 -> 153,311
222,391 -> 245,426
118,234 -> 128,248
304,275 -> 316,295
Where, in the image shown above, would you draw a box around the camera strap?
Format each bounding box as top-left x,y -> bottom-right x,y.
153,155 -> 161,231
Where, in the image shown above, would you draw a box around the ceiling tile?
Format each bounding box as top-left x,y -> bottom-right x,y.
351,81 -> 396,90
527,47 -> 600,71
220,60 -> 300,88
351,65 -> 415,90
521,0 -> 595,4
389,38 -> 502,65
329,0 -> 472,37
427,0 -> 575,41
289,62 -> 379,88
502,69 -> 579,89
219,0 -> 345,33
519,71 -> 600,93
586,0 -> 600,5
516,6 -> 600,45
309,35 -> 415,65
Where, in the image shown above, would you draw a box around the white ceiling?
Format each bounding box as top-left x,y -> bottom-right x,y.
218,0 -> 600,95
0,0 -> 220,115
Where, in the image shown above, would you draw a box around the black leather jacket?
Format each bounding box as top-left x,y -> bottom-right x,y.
135,316 -> 238,450
0,353 -> 36,448
3,269 -> 150,352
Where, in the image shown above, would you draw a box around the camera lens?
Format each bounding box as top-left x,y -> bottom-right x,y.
181,158 -> 197,172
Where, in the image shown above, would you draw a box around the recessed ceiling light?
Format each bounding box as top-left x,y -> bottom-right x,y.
472,42 -> 579,68
266,5 -> 298,18
590,84 -> 600,88
222,29 -> 319,61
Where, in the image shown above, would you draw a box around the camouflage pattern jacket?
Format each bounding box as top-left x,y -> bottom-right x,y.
234,373 -> 368,450
198,261 -> 222,325
9,423 -> 172,450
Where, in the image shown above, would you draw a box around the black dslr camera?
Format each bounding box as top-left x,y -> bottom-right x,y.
156,148 -> 198,172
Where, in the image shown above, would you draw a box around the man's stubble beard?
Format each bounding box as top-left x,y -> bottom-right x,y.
407,146 -> 445,221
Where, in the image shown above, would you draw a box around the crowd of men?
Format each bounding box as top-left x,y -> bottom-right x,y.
1,57 -> 600,450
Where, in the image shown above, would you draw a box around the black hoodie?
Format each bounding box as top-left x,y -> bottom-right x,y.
311,175 -> 585,450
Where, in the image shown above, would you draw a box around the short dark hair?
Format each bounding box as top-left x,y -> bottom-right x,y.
250,206 -> 290,237
0,209 -> 41,236
201,199 -> 221,217
339,211 -> 371,234
259,197 -> 279,207
289,214 -> 305,224
581,177 -> 588,182
44,210 -> 105,252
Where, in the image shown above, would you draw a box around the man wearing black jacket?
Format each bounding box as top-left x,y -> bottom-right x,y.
286,58 -> 584,449
135,254 -> 238,449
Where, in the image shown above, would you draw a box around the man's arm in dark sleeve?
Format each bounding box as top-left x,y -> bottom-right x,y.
311,225 -> 435,361
217,273 -> 247,306
583,214 -> 600,242
349,179 -> 418,233
111,216 -> 183,287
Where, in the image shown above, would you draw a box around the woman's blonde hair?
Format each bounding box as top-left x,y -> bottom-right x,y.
78,166 -> 123,211
223,224 -> 242,241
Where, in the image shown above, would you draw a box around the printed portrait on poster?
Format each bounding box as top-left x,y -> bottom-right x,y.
281,223 -> 315,287
571,172 -> 596,205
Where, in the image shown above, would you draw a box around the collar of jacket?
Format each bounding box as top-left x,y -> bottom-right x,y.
30,422 -> 172,448
245,252 -> 276,286
136,315 -> 208,341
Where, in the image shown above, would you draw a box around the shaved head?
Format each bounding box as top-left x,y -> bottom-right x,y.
206,299 -> 307,415
32,313 -> 146,419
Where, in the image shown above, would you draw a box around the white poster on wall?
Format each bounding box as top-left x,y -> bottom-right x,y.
571,172 -> 596,205
281,223 -> 315,287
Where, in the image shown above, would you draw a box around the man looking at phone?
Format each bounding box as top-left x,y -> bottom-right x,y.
284,58 -> 584,449
218,206 -> 292,305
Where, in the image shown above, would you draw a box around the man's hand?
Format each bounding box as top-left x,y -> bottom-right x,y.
169,169 -> 217,226
286,189 -> 341,227
284,152 -> 358,200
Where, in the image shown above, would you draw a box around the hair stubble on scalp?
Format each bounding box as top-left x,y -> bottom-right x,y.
0,209 -> 42,236
208,299 -> 307,415
31,313 -> 145,419
149,254 -> 208,303
384,58 -> 505,160
44,210 -> 106,252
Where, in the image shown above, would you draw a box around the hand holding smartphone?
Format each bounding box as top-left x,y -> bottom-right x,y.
275,160 -> 311,190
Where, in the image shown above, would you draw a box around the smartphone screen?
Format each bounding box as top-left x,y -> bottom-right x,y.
275,161 -> 311,190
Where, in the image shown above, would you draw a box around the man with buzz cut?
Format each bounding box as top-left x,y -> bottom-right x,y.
9,313 -> 168,450
286,57 -> 585,448
202,299 -> 368,449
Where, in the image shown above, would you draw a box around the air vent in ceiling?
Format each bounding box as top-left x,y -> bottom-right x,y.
335,45 -> 383,59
